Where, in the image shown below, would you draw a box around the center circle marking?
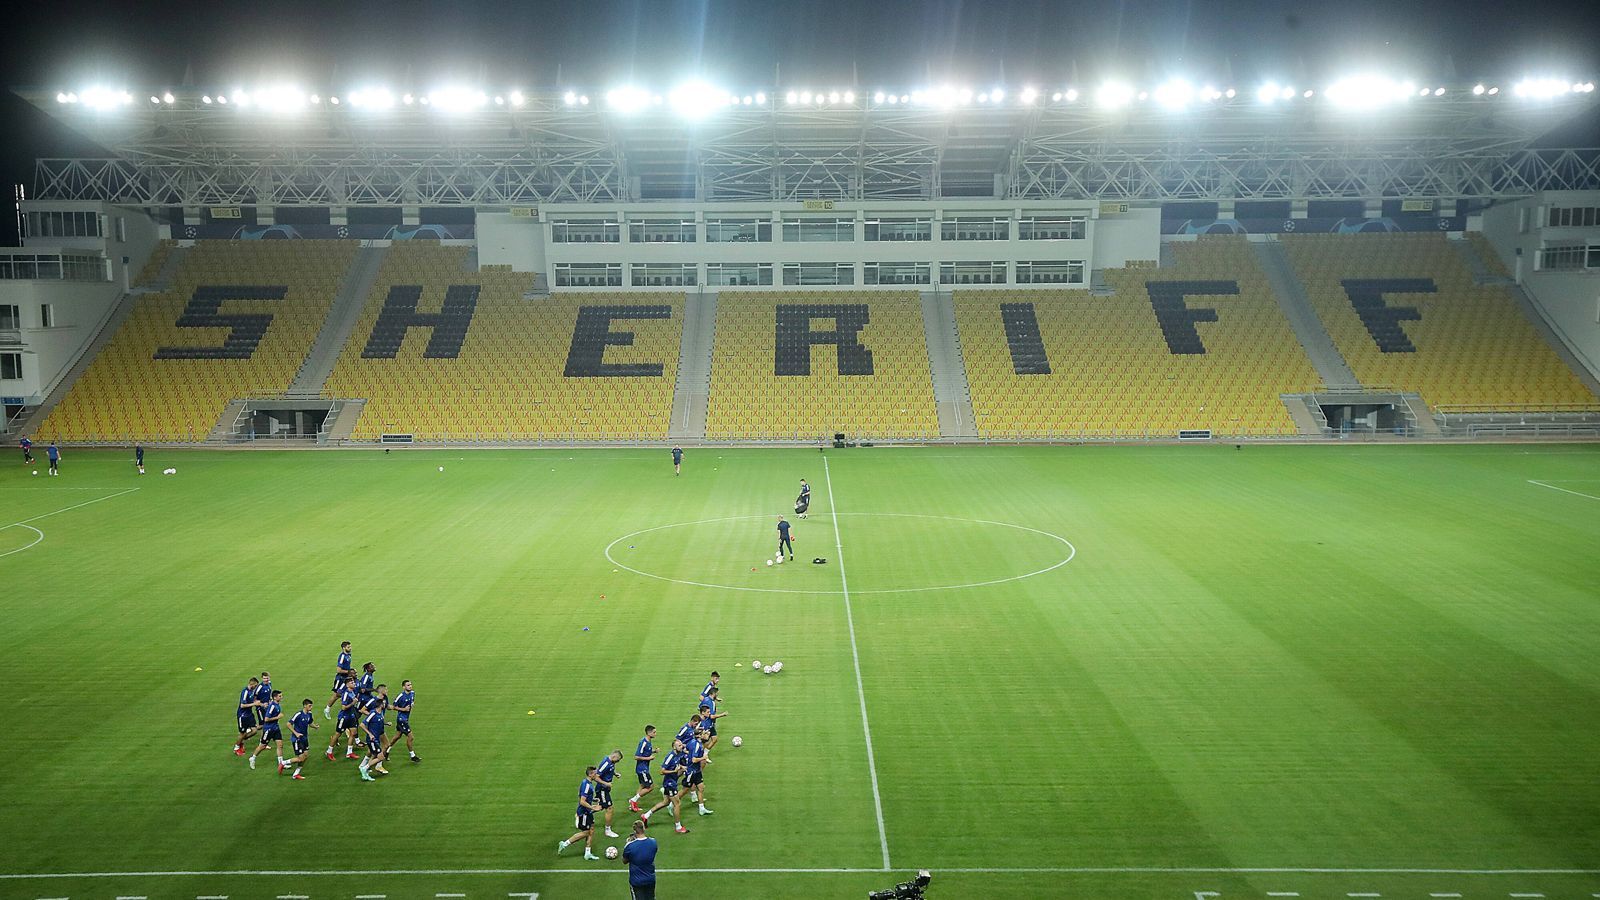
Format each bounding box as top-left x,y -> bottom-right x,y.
603,513 -> 1076,595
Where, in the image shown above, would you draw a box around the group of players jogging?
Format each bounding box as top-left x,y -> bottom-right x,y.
558,672 -> 728,860
230,640 -> 418,781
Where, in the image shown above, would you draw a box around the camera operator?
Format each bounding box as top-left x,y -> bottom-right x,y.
622,818 -> 658,899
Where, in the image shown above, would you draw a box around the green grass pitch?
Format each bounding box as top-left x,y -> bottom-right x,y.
1,443 -> 1598,900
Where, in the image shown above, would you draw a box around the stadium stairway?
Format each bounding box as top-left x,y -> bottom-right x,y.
7,245 -> 191,439
289,244 -> 389,394
920,291 -> 978,438
1253,239 -> 1360,387
667,291 -> 716,440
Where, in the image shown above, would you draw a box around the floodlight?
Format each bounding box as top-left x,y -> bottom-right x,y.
150,96 -> 160,104
899,94 -> 909,103
755,92 -> 766,104
328,96 -> 338,105
55,92 -> 67,103
81,87 -> 130,109
1153,79 -> 1195,110
911,90 -> 925,104
991,88 -> 1004,102
668,81 -> 727,119
814,93 -> 825,105
874,91 -> 886,103
742,94 -> 753,104
843,90 -> 855,103
1303,89 -> 1314,98
1513,77 -> 1573,98
1065,88 -> 1080,101
402,93 -> 414,105
509,91 -> 524,106
1051,91 -> 1063,101
977,92 -> 990,103
431,87 -> 488,111
65,92 -> 78,103
1418,87 -> 1430,97
578,95 -> 589,104
201,95 -> 212,104
493,95 -> 503,105
216,95 -> 227,104
1574,82 -> 1586,92
563,91 -> 577,105
1137,91 -> 1149,101
799,90 -> 812,104
607,87 -> 649,112
828,91 -> 840,103
162,92 -> 175,104
887,94 -> 899,104
785,91 -> 798,104
1472,83 -> 1486,95
1224,88 -> 1236,98
1096,82 -> 1135,109
1487,86 -> 1499,95
309,94 -> 321,104
1325,76 -> 1416,108
350,88 -> 393,109
1434,87 -> 1446,96
957,87 -> 973,104
1020,86 -> 1037,103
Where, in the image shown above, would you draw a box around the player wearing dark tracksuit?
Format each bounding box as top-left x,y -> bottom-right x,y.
776,516 -> 794,561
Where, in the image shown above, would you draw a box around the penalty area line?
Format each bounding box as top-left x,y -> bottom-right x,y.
823,454 -> 892,872
1528,479 -> 1600,502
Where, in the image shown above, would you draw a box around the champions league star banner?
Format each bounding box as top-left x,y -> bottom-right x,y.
1159,216 -> 1468,235
178,223 -> 478,240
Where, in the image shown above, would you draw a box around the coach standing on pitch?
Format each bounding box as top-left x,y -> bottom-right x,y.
622,819 -> 657,898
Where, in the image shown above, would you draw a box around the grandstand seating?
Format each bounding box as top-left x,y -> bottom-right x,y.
1280,233 -> 1594,407
704,291 -> 939,440
955,237 -> 1319,437
323,243 -> 681,441
39,240 -> 357,442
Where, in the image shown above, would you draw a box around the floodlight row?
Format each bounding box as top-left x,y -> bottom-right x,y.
53,76 -> 1598,115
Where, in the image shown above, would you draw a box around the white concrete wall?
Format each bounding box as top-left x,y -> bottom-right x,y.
476,212 -> 545,272
0,280 -> 123,403
1480,194 -> 1600,380
1091,207 -> 1162,270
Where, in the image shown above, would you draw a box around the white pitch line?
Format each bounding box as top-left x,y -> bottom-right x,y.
196,895 -> 229,899
4,866 -> 1600,878
0,486 -> 141,560
1528,479 -> 1600,501
1429,894 -> 1461,898
1348,894 -> 1381,898
1267,893 -> 1300,897
436,894 -> 466,898
1510,894 -> 1546,898
822,455 -> 891,872
355,895 -> 387,899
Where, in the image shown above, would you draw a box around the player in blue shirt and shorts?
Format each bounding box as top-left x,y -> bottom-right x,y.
595,748 -> 624,838
776,516 -> 794,561
557,768 -> 604,860
671,445 -> 683,475
231,677 -> 261,756
248,689 -> 287,771
284,698 -> 318,779
641,739 -> 691,834
700,689 -> 727,751
685,728 -> 713,816
324,641 -> 354,719
358,684 -> 389,781
327,677 -> 361,760
383,679 -> 420,763
627,725 -> 658,813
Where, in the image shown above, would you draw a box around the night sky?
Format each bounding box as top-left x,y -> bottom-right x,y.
2,0 -> 1598,242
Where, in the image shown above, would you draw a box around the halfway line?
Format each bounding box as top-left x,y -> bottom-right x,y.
822,455 -> 891,871
1528,479 -> 1600,502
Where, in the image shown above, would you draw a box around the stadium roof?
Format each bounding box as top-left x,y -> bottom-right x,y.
16,83 -> 1600,206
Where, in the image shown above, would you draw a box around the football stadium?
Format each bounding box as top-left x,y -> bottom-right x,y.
3,5 -> 1600,899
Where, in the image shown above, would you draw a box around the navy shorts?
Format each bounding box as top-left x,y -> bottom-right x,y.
636,770 -> 653,788
575,809 -> 594,830
237,712 -> 256,733
259,726 -> 282,744
395,719 -> 411,736
661,779 -> 679,797
686,769 -> 703,786
596,786 -> 613,809
364,726 -> 385,746
292,736 -> 310,756
337,713 -> 358,731
703,723 -> 716,736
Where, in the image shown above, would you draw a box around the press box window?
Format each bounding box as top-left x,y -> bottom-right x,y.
706,263 -> 773,286
551,219 -> 621,243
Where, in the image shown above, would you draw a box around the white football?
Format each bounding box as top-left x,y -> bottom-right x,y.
731,736 -> 743,748
31,470 -> 37,476
762,665 -> 773,674
765,560 -> 772,566
773,661 -> 783,672
605,846 -> 619,860
775,557 -> 784,565
163,468 -> 176,475
438,466 -> 444,472
752,659 -> 761,669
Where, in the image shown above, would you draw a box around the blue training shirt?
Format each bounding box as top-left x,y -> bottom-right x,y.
596,755 -> 617,787
255,681 -> 273,705
357,670 -> 375,699
395,690 -> 414,721
635,737 -> 654,774
777,519 -> 791,537
259,700 -> 281,728
238,685 -> 257,713
684,737 -> 705,772
290,710 -> 314,739
675,720 -> 697,744
338,688 -> 358,717
336,650 -> 352,674
622,836 -> 658,887
577,778 -> 597,813
660,749 -> 684,780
